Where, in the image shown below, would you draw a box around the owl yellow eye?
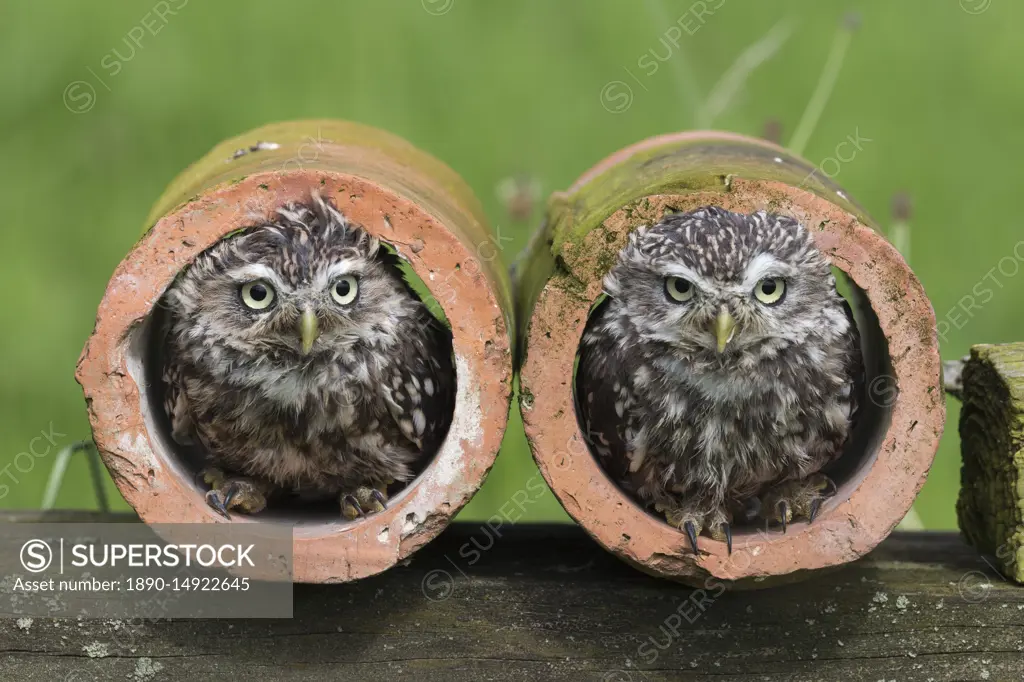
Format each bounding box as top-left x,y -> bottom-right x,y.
240,280 -> 275,310
753,277 -> 786,305
665,276 -> 695,303
330,276 -> 359,305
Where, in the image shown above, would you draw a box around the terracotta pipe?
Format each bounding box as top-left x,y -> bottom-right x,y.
76,120 -> 513,583
516,131 -> 944,587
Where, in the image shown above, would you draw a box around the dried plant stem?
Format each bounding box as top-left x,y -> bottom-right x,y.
41,441 -> 109,512
697,20 -> 794,128
890,220 -> 912,263
643,0 -> 705,120
789,17 -> 857,156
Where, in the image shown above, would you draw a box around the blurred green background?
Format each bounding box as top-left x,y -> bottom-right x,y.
1,0 -> 1020,529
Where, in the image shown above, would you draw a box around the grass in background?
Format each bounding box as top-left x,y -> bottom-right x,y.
1,1 -> 1022,529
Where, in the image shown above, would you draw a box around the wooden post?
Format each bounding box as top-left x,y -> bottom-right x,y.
958,342 -> 1024,583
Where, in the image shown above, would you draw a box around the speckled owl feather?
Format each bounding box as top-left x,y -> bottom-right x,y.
577,206 -> 862,540
162,194 -> 455,505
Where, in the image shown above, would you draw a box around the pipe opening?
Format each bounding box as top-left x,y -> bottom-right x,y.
127,221 -> 457,526
571,222 -> 894,541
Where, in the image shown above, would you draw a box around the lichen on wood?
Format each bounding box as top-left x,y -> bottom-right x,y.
957,342 -> 1024,583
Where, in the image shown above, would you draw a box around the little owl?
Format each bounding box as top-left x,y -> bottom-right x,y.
162,194 -> 455,519
577,206 -> 862,553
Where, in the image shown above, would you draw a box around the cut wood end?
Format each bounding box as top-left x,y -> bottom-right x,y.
957,342 -> 1024,584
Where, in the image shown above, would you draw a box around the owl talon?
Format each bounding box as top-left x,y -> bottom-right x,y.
683,521 -> 700,555
707,517 -> 733,555
660,506 -> 703,554
809,497 -> 823,523
203,477 -> 267,519
761,474 -> 835,531
342,495 -> 364,520
205,490 -> 231,519
341,486 -> 388,520
662,504 -> 734,555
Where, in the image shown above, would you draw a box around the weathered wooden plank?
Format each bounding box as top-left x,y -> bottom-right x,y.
1,515 -> 1022,681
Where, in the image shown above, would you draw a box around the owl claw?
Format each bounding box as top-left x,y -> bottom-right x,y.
205,490 -> 231,519
761,474 -> 835,531
706,518 -> 733,554
661,506 -> 702,554
661,504 -> 734,555
203,476 -> 268,519
809,498 -> 823,523
683,521 -> 700,555
342,495 -> 365,520
341,486 -> 389,520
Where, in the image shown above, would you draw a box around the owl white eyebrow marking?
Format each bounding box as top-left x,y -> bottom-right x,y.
662,265 -> 712,292
228,264 -> 290,292
741,253 -> 796,288
324,259 -> 366,282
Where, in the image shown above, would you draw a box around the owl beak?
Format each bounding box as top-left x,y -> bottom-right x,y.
714,307 -> 736,353
299,309 -> 319,355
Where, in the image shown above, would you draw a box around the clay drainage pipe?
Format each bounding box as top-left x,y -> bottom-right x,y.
516,131 -> 944,587
76,120 -> 513,583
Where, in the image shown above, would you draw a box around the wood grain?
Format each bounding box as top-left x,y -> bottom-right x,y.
1,514 -> 1021,681
957,342 -> 1024,584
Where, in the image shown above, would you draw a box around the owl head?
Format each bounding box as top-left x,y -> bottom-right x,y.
166,194 -> 417,365
603,206 -> 847,359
